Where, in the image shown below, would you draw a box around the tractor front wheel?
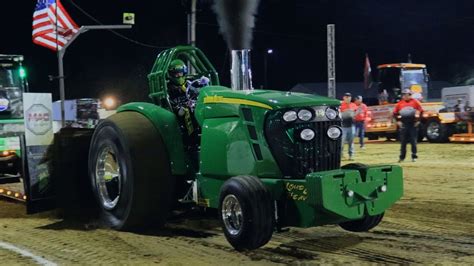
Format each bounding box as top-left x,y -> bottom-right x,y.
219,176 -> 274,251
89,112 -> 174,230
339,213 -> 384,232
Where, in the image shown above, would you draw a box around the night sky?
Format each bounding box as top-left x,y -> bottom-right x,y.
2,0 -> 474,102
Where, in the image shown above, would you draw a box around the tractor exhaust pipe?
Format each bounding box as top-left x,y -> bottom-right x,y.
231,49 -> 253,91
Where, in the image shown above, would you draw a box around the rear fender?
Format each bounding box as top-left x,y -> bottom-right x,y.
117,102 -> 188,175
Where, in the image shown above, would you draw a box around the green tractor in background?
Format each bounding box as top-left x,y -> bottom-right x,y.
88,46 -> 403,250
0,55 -> 27,181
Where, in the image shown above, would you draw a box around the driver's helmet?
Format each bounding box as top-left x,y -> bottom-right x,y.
168,59 -> 188,86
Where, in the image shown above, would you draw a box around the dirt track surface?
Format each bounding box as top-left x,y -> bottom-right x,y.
0,142 -> 473,265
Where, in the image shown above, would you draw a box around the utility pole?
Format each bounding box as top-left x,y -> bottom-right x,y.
57,25 -> 132,127
327,24 -> 336,98
187,0 -> 197,74
187,0 -> 197,47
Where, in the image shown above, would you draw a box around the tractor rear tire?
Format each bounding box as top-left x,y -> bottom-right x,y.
88,112 -> 174,231
219,176 -> 274,251
339,213 -> 384,232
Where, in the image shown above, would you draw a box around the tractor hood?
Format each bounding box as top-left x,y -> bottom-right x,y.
195,86 -> 340,125
198,86 -> 340,110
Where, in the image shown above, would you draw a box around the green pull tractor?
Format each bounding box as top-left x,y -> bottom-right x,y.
88,46 -> 403,250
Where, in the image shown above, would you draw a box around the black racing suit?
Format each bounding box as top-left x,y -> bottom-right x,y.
168,83 -> 195,134
167,83 -> 200,163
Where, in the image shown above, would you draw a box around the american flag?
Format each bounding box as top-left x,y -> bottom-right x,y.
363,53 -> 372,90
32,0 -> 79,51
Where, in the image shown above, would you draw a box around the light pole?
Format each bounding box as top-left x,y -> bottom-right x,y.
327,24 -> 336,98
264,49 -> 273,88
187,0 -> 197,74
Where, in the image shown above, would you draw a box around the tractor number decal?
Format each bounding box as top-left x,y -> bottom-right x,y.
285,182 -> 308,201
204,95 -> 273,110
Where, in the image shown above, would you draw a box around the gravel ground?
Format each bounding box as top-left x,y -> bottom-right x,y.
0,142 -> 473,265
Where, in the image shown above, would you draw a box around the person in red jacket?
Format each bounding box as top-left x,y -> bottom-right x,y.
354,96 -> 368,149
393,89 -> 424,162
340,92 -> 358,160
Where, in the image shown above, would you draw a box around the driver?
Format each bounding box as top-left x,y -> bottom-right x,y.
167,59 -> 189,115
166,59 -> 210,159
166,59 -> 199,139
167,59 -> 210,115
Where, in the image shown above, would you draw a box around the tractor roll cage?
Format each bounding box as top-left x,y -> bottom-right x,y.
147,46 -> 220,110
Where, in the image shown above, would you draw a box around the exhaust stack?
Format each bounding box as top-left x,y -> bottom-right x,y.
231,49 -> 253,91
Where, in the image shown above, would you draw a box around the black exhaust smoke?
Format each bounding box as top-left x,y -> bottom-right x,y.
213,0 -> 261,90
212,0 -> 261,50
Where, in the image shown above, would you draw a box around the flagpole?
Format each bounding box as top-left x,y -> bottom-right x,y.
55,0 -> 66,127
327,24 -> 336,98
58,51 -> 66,128
56,25 -> 132,128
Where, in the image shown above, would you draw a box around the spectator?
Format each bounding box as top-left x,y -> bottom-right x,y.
340,92 -> 357,160
393,89 -> 424,162
378,89 -> 389,105
454,98 -> 471,121
454,98 -> 466,113
354,96 -> 368,149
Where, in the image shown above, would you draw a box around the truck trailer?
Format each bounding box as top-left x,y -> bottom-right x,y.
442,86 -> 474,142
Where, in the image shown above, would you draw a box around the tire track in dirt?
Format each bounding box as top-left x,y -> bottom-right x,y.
271,229 -> 416,264
1,200 -> 473,265
156,219 -> 318,264
0,210 -> 273,265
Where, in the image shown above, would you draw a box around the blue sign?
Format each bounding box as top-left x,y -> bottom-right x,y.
0,97 -> 8,111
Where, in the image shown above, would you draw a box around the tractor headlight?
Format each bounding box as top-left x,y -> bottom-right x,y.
325,107 -> 338,120
327,126 -> 342,140
298,109 -> 313,121
300,128 -> 315,141
283,110 -> 297,122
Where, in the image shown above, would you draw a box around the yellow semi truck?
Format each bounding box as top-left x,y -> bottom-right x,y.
365,63 -> 460,143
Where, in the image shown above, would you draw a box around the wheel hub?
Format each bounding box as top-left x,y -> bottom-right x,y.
427,122 -> 440,139
221,194 -> 243,236
95,146 -> 121,210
